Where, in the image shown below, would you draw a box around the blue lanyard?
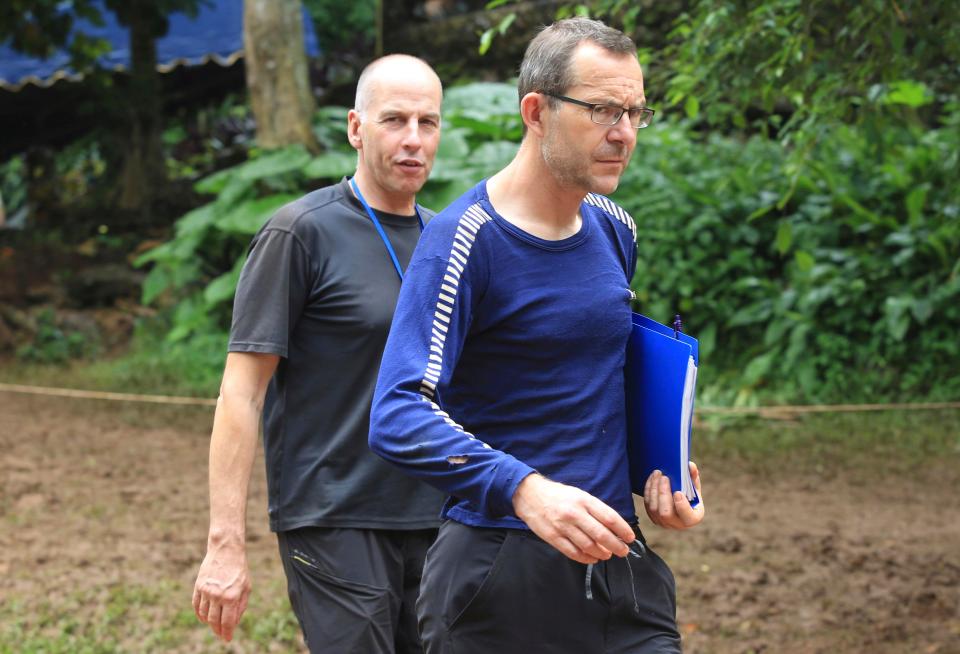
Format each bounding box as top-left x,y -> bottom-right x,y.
350,177 -> 425,281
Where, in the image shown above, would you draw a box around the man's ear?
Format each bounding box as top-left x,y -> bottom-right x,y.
347,109 -> 363,150
519,92 -> 549,138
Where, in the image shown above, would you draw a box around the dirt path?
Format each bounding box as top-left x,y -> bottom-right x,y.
1,392 -> 958,653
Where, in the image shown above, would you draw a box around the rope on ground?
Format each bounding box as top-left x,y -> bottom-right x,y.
1,382 -> 958,414
697,402 -> 960,417
0,382 -> 217,406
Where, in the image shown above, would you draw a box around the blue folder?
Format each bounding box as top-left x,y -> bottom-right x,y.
624,313 -> 700,507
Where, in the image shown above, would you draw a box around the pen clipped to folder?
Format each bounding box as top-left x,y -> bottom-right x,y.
624,312 -> 700,507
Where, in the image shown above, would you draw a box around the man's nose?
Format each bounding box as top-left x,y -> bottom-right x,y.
607,111 -> 636,146
401,118 -> 423,149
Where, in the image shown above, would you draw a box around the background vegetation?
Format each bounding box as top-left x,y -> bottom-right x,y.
2,0 -> 957,406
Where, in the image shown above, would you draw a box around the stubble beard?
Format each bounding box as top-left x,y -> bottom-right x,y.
540,130 -> 627,196
541,129 -> 592,193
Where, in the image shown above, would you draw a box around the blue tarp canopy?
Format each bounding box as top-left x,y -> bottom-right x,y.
0,0 -> 320,91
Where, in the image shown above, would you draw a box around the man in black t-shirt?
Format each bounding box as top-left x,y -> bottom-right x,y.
191,55 -> 445,653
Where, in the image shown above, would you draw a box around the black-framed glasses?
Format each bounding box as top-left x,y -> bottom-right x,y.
540,91 -> 655,129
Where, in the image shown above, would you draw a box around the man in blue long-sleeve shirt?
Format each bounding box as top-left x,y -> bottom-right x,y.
370,18 -> 705,654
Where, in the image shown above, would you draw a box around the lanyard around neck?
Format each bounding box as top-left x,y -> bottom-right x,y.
350,177 -> 425,281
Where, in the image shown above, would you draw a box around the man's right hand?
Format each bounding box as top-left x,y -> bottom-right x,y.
192,540 -> 252,643
512,474 -> 635,564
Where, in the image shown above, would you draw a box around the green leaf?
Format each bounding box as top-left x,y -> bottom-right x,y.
698,323 -> 716,359
196,147 -> 311,195
168,295 -> 215,343
214,194 -> 301,235
162,126 -> 187,146
883,296 -> 913,341
479,29 -> 495,55
133,230 -> 204,267
883,80 -> 933,108
905,186 -> 927,224
727,300 -> 772,327
469,141 -> 519,170
212,177 -> 256,216
436,128 -> 471,159
419,180 -> 474,212
194,167 -> 236,195
236,146 -> 312,181
763,317 -> 791,347
742,351 -> 776,386
747,202 -> 776,222
443,83 -> 520,122
303,151 -> 357,180
175,204 -> 218,237
204,256 -> 246,306
911,298 -> 934,324
684,96 -> 700,120
496,13 -> 516,35
794,250 -> 814,272
775,221 -> 792,255
141,266 -> 171,305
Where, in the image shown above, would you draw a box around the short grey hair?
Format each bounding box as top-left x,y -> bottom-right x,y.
517,17 -> 637,106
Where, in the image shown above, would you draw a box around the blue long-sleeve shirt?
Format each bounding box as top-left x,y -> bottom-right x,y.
369,180 -> 639,529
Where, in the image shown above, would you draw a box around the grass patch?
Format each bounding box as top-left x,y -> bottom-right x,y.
695,408 -> 960,477
0,578 -> 303,654
1,317 -> 225,398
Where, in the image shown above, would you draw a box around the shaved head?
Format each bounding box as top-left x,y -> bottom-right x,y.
346,54 -> 443,213
354,54 -> 443,117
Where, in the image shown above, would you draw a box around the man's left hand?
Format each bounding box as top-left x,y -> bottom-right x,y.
643,461 -> 704,530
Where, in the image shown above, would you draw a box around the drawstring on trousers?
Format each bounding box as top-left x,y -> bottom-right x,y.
584,539 -> 646,614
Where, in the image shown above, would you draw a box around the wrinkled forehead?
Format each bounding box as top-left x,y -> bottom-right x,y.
361,63 -> 442,113
568,42 -> 644,101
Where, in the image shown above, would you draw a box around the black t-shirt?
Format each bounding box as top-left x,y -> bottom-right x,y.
229,177 -> 444,532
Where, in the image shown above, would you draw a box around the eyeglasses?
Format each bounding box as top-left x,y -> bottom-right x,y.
540,91 -> 655,129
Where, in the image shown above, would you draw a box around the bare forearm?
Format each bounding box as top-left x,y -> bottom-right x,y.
206,393 -> 261,547
204,352 -> 278,548
194,351 -> 276,642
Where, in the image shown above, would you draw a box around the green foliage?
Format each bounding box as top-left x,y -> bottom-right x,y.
53,137 -> 109,206
303,0 -> 375,55
15,309 -> 98,364
478,0 -> 646,56
136,80 -> 958,403
664,1 -> 959,134
0,154 -> 26,222
163,93 -> 254,181
99,322 -> 226,396
0,319 -> 224,398
479,9 -> 518,55
419,83 -> 521,209
621,111 -> 960,403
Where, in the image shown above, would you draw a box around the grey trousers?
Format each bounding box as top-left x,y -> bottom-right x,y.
278,526 -> 437,654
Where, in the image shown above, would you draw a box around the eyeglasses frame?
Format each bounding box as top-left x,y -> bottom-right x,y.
540,91 -> 655,129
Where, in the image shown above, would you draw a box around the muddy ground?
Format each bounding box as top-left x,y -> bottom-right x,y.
1,391 -> 958,653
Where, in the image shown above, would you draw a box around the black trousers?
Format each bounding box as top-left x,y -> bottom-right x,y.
277,526 -> 437,654
417,520 -> 681,654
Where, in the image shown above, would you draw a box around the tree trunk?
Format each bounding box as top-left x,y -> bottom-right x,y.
117,1 -> 165,220
243,0 -> 320,152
